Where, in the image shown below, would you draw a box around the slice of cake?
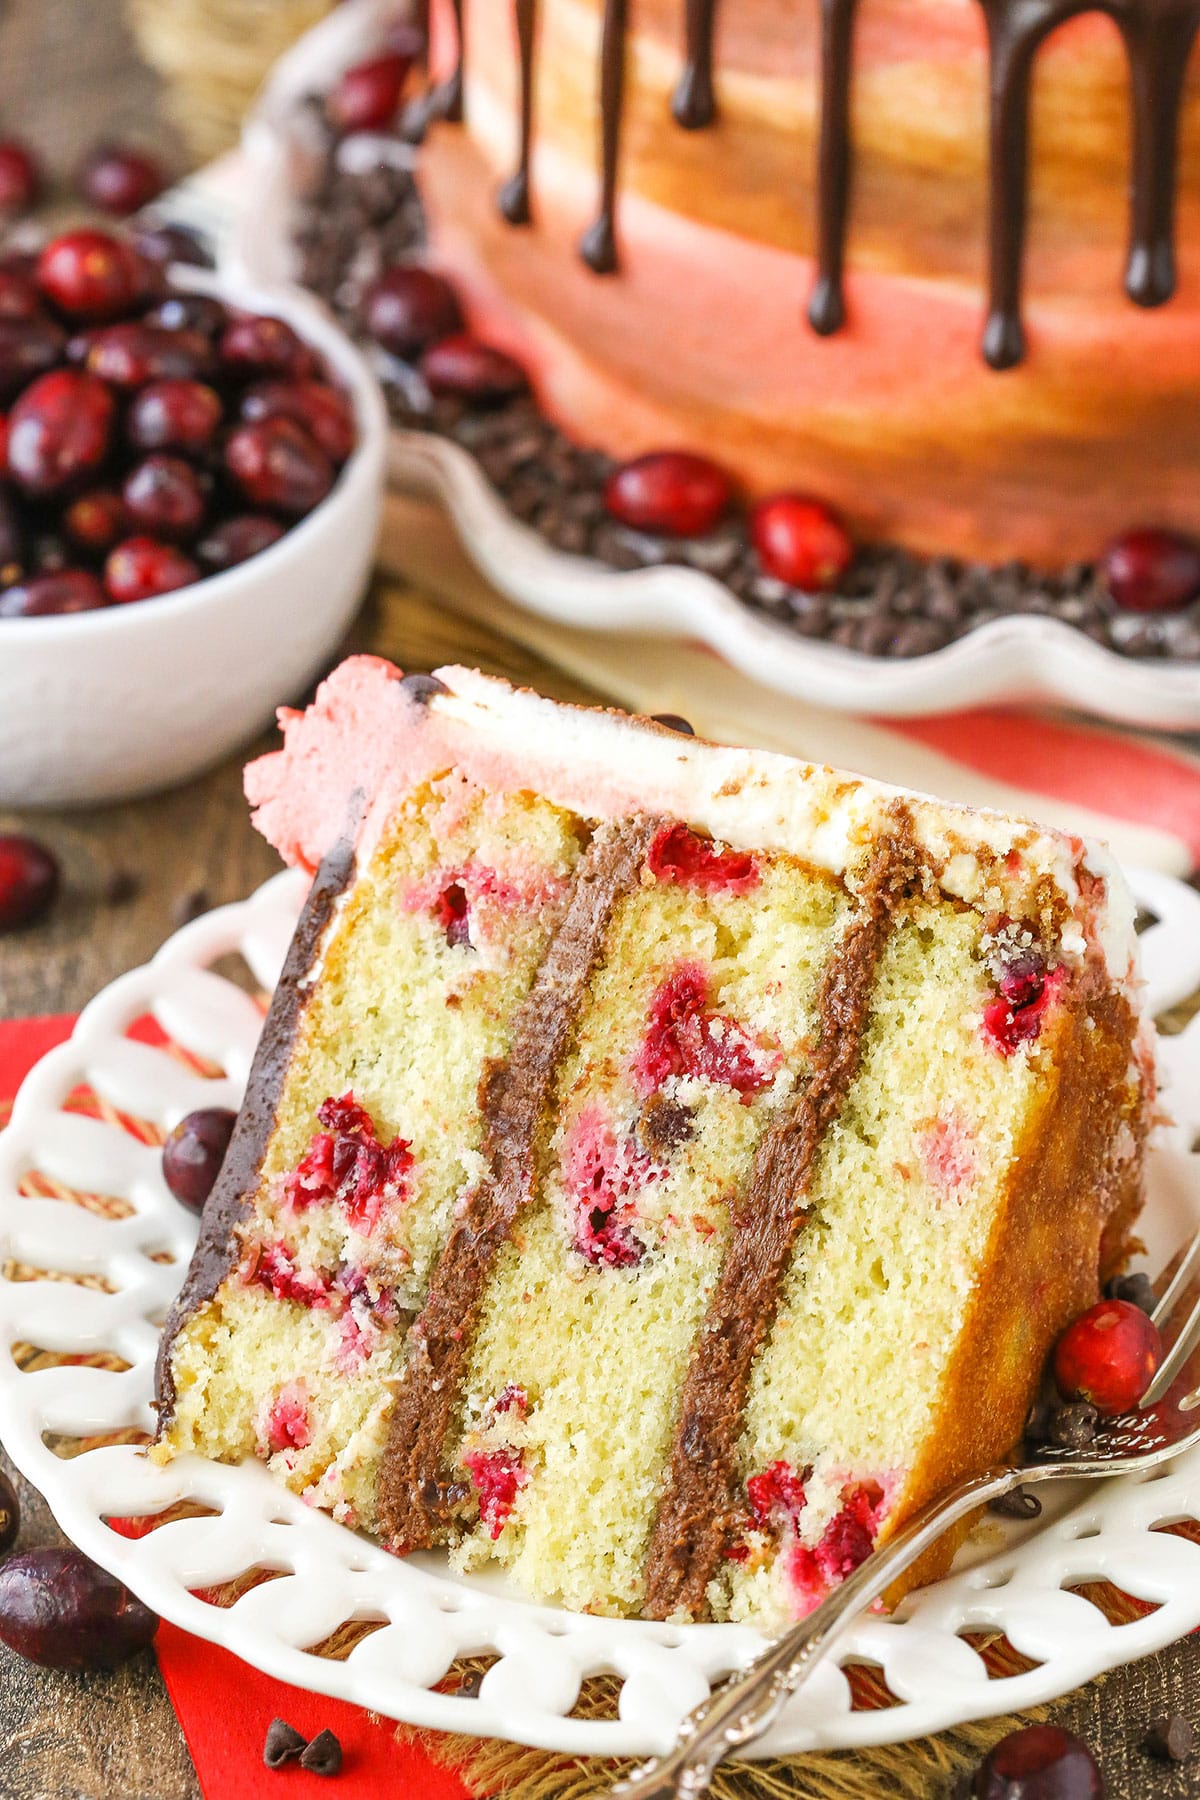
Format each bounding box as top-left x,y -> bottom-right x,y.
154,657 -> 1152,1626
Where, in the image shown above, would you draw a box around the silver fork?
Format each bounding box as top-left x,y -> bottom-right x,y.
613,1237 -> 1200,1800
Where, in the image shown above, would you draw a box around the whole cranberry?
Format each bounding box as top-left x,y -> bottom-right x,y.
36,229 -> 144,322
0,1547 -> 158,1671
752,493 -> 854,591
0,317 -> 67,402
1054,1298 -> 1162,1415
604,450 -> 731,538
220,314 -> 315,381
197,512 -> 285,572
0,269 -> 43,320
326,51 -> 413,133
162,1107 -> 237,1212
0,570 -> 108,618
77,143 -> 166,216
1103,527 -> 1200,614
130,222 -> 214,270
0,140 -> 41,215
105,536 -> 200,604
0,835 -> 59,930
85,322 -> 214,387
143,293 -> 228,338
123,455 -> 207,541
7,370 -> 115,498
0,1470 -> 18,1556
127,379 -> 222,454
63,489 -> 127,554
241,379 -> 355,465
419,333 -> 528,402
361,266 -> 462,358
971,1724 -> 1103,1798
225,416 -> 335,516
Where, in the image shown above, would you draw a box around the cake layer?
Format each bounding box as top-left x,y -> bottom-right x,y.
416,0 -> 1200,564
156,659 -> 1150,1625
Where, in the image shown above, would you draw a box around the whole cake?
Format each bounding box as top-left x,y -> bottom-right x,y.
411,0 -> 1200,567
155,658 -> 1151,1625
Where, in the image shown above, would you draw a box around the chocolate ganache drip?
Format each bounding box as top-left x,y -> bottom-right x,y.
578,0 -> 628,273
673,0 -> 720,128
809,0 -> 858,337
498,0 -> 538,224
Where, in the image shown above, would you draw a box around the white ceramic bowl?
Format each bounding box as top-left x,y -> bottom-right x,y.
0,267 -> 387,808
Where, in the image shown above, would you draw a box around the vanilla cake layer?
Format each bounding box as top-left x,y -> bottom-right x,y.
156,658 -> 1150,1626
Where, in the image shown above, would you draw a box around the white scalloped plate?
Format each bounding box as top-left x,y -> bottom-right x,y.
214,0 -> 1200,730
3,870 -> 1200,1759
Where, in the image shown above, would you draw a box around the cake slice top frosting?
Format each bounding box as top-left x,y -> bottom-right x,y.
246,655 -> 1138,988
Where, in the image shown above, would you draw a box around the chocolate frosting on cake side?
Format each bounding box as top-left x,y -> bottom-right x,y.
153,828 -> 359,1427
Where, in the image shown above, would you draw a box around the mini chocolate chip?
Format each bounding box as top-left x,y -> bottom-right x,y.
1144,1713 -> 1195,1763
263,1718 -> 306,1769
651,713 -> 695,736
172,887 -> 210,928
300,1728 -> 343,1776
399,672 -> 448,705
457,1669 -> 485,1699
1104,1271 -> 1157,1316
1047,1400 -> 1099,1450
988,1486 -> 1042,1520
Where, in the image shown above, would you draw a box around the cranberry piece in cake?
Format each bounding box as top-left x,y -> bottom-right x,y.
261,1382 -> 312,1455
646,824 -> 758,895
0,834 -> 59,929
284,1092 -> 414,1237
970,1725 -> 1103,1799
462,1445 -> 528,1538
746,1460 -> 809,1532
751,494 -> 854,591
435,881 -> 471,948
8,370 -> 115,498
604,451 -> 731,538
1053,1298 -> 1162,1415
1103,526 -> 1200,614
635,963 -> 777,1098
362,266 -> 463,358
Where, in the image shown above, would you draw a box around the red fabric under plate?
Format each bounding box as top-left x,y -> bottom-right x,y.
0,1016 -> 470,1800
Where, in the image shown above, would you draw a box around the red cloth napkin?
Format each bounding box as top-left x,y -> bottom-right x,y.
0,1016 -> 472,1800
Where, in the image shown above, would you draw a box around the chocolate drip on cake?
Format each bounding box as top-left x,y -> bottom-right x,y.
673,0 -> 719,128
809,0 -> 858,337
642,818 -> 917,1620
153,831 -> 359,1425
579,0 -> 629,273
377,814 -> 664,1549
1121,2 -> 1200,307
497,0 -> 538,224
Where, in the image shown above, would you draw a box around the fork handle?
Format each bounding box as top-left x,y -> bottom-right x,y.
613,1465 -> 1019,1800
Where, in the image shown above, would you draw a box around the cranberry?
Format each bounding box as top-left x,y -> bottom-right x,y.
8,370 -> 115,497
162,1107 -> 236,1212
751,494 -> 854,591
105,536 -> 200,604
646,824 -> 758,895
220,314 -> 315,381
225,416 -> 335,516
123,455 -> 207,541
64,490 -> 127,554
143,293 -> 229,338
36,229 -> 144,321
1103,527 -> 1200,614
462,1446 -> 527,1539
240,379 -> 355,465
0,269 -> 43,320
604,451 -> 732,538
0,835 -> 59,929
0,570 -> 107,618
0,1470 -> 18,1555
197,513 -> 285,572
0,317 -> 67,402
126,379 -> 221,456
1054,1298 -> 1162,1415
635,964 -> 775,1098
746,1461 -> 808,1531
77,143 -> 167,216
361,265 -> 462,357
419,333 -> 528,402
0,1547 -> 158,1671
130,222 -> 214,270
0,140 -> 41,214
326,51 -> 413,133
284,1092 -> 413,1237
85,322 -> 214,387
971,1724 -> 1103,1798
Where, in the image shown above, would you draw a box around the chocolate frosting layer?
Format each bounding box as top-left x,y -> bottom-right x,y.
642,814 -> 917,1620
377,813 -> 664,1549
153,830 -> 359,1426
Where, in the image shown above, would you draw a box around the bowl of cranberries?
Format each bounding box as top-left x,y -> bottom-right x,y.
0,227 -> 387,807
